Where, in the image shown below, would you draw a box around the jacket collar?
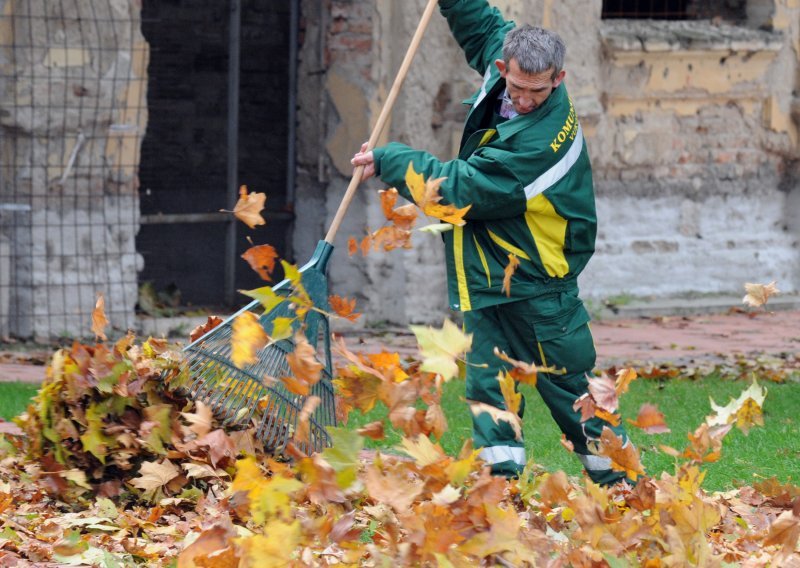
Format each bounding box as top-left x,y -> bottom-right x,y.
496,82 -> 566,141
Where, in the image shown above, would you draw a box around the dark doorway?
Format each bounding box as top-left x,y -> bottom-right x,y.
137,0 -> 294,310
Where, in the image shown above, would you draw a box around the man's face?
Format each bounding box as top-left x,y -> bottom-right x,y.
495,58 -> 566,115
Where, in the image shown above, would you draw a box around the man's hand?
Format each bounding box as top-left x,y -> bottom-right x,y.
351,142 -> 376,181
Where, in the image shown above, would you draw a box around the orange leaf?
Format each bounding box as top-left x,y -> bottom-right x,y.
223,185 -> 266,229
241,244 -> 278,281
560,434 -> 575,453
360,235 -> 372,257
501,254 -> 519,297
294,395 -> 321,447
91,293 -> 108,341
284,331 -> 323,388
329,295 -> 361,322
615,367 -> 637,396
494,347 -> 537,386
189,315 -> 223,343
347,237 -> 358,256
627,403 -> 670,434
591,426 -> 645,481
405,164 -> 471,226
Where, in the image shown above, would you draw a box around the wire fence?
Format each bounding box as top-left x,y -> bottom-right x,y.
602,0 -> 747,21
0,0 -> 146,339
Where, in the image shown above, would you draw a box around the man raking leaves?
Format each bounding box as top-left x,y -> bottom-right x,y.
352,0 -> 635,485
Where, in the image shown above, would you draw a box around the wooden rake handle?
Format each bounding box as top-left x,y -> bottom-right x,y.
324,0 -> 439,244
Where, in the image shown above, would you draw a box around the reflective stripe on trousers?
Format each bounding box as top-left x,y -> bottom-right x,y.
479,445 -> 526,466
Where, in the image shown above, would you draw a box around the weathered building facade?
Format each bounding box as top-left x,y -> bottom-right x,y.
296,0 -> 800,325
1,0 -> 798,337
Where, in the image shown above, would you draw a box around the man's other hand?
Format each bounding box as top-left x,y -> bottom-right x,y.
351,142 -> 376,181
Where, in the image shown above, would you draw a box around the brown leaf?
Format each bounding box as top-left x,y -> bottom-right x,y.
588,373 -> 619,414
538,470 -> 571,507
329,295 -> 361,322
294,395 -> 321,448
241,244 -> 278,281
560,434 -> 575,453
189,315 -> 223,343
196,429 -> 238,469
177,525 -> 240,568
223,185 -> 266,229
130,459 -> 181,496
91,293 -> 108,341
357,421 -> 386,440
627,403 -> 671,434
763,509 -> 800,552
742,280 -> 779,308
364,463 -> 424,512
572,393 -> 597,423
502,254 -> 520,297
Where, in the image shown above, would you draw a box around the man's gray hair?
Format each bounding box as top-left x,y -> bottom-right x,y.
503,25 -> 566,79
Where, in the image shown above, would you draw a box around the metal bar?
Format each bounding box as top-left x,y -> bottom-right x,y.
140,211 -> 295,225
285,0 -> 300,259
224,0 -> 242,306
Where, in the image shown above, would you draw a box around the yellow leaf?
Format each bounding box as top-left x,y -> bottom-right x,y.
222,185 -> 266,229
231,312 -> 268,367
91,293 -> 108,341
405,163 -> 471,226
706,379 -> 767,434
494,347 -> 538,386
501,254 -> 519,297
589,427 -> 645,481
615,367 -> 638,396
409,318 -> 472,382
399,434 -> 447,467
742,280 -> 779,308
496,372 -> 521,415
236,520 -> 301,567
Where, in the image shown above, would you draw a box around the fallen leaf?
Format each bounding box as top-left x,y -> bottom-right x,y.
502,254 -> 519,297
405,163 -> 471,226
357,421 -> 385,441
589,427 -> 645,481
283,331 -> 323,392
241,244 -> 278,281
410,318 -> 472,382
494,347 -> 537,386
231,311 -> 268,368
189,315 -> 223,343
329,295 -> 361,322
130,459 -> 181,499
222,185 -> 266,229
742,281 -> 779,308
615,367 -> 637,395
91,293 -> 108,341
469,401 -> 522,441
627,403 -> 671,434
588,373 -> 618,414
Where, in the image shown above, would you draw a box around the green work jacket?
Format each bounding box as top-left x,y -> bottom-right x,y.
372,0 -> 596,312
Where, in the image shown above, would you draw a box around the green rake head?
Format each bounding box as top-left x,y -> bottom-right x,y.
180,241 -> 337,455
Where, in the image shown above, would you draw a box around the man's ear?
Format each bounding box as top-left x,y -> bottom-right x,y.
553,69 -> 566,88
495,58 -> 507,76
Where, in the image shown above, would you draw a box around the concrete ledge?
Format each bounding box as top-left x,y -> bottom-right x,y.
595,293 -> 800,320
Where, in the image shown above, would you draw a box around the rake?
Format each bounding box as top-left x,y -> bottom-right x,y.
180,0 -> 438,456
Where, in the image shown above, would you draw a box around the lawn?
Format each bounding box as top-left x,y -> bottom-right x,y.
346,375 -> 800,492
0,382 -> 39,421
1,375 -> 796,492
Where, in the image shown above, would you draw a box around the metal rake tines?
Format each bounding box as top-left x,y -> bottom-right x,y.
183,333 -> 337,454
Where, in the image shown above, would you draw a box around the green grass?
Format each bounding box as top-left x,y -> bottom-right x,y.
346,376 -> 800,492
1,376 -> 796,492
0,382 -> 39,421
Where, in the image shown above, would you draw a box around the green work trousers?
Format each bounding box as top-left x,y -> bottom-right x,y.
464,290 -> 633,486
